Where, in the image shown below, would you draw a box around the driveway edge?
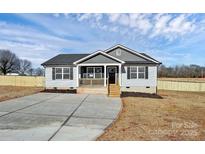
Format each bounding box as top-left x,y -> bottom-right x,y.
95,98 -> 123,141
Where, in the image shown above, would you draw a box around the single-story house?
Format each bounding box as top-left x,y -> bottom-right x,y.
42,44 -> 161,96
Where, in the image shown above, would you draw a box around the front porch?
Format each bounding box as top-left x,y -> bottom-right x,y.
76,64 -> 122,88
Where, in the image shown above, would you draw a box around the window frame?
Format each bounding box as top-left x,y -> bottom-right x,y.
63,67 -> 70,80
130,66 -> 138,79
86,67 -> 102,79
55,67 -> 71,80
138,66 -> 145,79
129,66 -> 146,79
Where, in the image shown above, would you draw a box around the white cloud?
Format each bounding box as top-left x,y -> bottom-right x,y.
1,13 -> 204,67
150,14 -> 172,38
0,21 -> 84,67
108,14 -> 121,22
0,15 -> 114,67
78,13 -> 92,21
75,13 -> 198,41
151,14 -> 196,40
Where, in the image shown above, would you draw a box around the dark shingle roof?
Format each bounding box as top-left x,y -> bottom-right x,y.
140,53 -> 161,64
125,61 -> 158,64
41,49 -> 161,66
41,54 -> 89,66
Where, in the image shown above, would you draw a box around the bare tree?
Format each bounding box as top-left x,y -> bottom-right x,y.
0,50 -> 20,75
28,68 -> 34,76
19,59 -> 32,75
158,64 -> 205,78
34,67 -> 44,76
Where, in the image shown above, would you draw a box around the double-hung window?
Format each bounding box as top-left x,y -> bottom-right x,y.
86,67 -> 102,78
87,67 -> 94,78
55,67 -> 70,80
130,66 -> 138,79
63,68 -> 70,79
55,68 -> 63,79
95,67 -> 102,78
138,66 -> 145,79
129,66 -> 146,79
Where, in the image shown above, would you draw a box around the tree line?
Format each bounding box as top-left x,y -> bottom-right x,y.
158,64 -> 205,78
0,49 -> 44,76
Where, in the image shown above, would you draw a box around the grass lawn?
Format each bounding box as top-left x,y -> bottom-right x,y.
98,90 -> 205,141
0,86 -> 43,102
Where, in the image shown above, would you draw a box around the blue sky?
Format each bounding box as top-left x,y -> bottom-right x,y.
0,13 -> 205,67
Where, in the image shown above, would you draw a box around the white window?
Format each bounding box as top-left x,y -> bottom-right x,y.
86,67 -> 102,78
130,66 -> 137,79
55,67 -> 70,80
87,67 -> 94,78
95,67 -> 102,78
63,68 -> 70,79
55,68 -> 62,79
129,66 -> 146,79
138,66 -> 145,79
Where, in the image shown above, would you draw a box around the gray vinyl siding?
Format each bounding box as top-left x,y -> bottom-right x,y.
121,65 -> 157,87
107,48 -> 147,62
45,67 -> 77,88
80,54 -> 119,64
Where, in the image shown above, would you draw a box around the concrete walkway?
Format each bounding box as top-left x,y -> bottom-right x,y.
0,93 -> 121,141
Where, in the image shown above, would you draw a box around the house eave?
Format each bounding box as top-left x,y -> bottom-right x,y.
73,50 -> 125,65
104,44 -> 160,64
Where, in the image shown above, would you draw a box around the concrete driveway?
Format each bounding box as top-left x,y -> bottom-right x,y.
0,93 -> 121,141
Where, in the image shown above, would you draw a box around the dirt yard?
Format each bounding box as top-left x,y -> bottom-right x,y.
0,86 -> 43,102
98,90 -> 205,141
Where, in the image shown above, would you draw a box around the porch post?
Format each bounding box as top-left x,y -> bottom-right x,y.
76,65 -> 79,87
119,64 -> 121,86
104,65 -> 106,87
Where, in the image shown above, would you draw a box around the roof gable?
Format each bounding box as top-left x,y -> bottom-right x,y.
105,44 -> 160,64
107,47 -> 147,62
74,50 -> 125,64
41,44 -> 161,66
79,53 -> 121,64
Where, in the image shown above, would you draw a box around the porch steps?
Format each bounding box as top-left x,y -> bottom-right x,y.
77,87 -> 108,95
108,84 -> 121,97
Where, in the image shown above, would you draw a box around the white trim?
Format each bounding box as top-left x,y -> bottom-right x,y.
119,64 -> 121,86
54,67 -> 71,80
129,66 -> 146,79
73,50 -> 125,64
86,66 -> 102,78
107,66 -> 119,85
76,65 -> 79,87
104,65 -> 106,87
130,66 -> 138,79
104,44 -> 160,64
138,66 -> 145,79
77,63 -> 121,66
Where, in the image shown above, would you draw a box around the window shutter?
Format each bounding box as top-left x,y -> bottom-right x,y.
70,67 -> 73,80
145,66 -> 148,79
127,66 -> 130,79
52,68 -> 55,80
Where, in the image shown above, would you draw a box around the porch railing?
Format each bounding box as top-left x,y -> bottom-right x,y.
82,73 -> 103,79
79,78 -> 108,87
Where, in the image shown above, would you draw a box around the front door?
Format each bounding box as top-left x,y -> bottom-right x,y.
107,67 -> 117,84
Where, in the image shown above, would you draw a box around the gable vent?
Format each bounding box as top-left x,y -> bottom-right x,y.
116,49 -> 121,56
